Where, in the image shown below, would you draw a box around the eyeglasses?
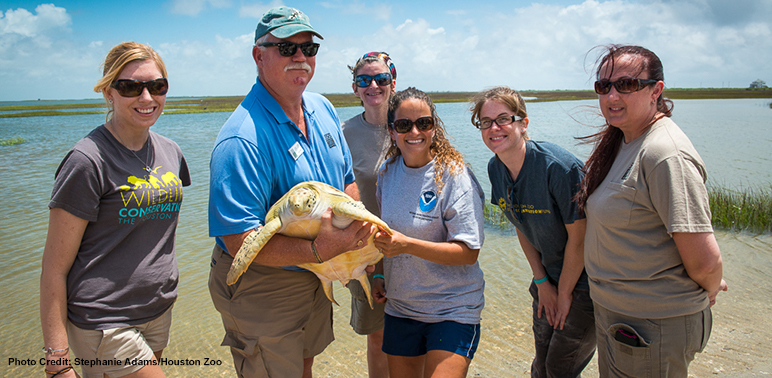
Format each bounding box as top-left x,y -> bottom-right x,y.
594,78 -> 658,95
354,73 -> 393,88
259,41 -> 320,57
110,78 -> 169,97
391,117 -> 434,133
474,114 -> 523,130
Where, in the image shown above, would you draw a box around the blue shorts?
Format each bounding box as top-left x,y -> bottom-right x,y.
382,314 -> 481,359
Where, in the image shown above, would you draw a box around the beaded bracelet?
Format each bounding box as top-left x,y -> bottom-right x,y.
372,274 -> 385,280
311,240 -> 324,263
45,366 -> 73,377
533,276 -> 549,284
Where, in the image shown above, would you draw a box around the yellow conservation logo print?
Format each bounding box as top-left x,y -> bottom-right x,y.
116,166 -> 183,224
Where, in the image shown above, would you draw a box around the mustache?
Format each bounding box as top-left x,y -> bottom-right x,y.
285,62 -> 312,73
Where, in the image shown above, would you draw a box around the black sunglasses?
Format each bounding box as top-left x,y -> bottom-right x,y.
594,78 -> 658,95
355,73 -> 393,88
391,117 -> 434,134
259,41 -> 320,57
110,78 -> 169,97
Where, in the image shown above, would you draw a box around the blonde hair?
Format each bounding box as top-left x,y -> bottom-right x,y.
469,86 -> 529,140
93,42 -> 167,121
383,87 -> 466,193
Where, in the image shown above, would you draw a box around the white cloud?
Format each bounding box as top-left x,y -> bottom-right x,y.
0,4 -> 102,100
0,4 -> 70,37
157,33 -> 257,97
2,0 -> 771,101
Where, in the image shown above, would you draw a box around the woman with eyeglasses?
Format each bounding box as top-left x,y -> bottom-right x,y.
469,86 -> 595,377
40,42 -> 190,378
576,45 -> 727,377
371,87 -> 485,378
340,51 -> 397,378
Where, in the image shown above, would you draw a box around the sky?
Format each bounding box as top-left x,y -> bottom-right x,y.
1,0 -> 771,101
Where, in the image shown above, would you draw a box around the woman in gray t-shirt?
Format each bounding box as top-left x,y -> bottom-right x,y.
40,42 -> 190,378
373,88 -> 485,378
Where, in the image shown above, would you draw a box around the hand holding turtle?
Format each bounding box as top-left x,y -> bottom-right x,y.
373,230 -> 411,258
314,207 -> 375,260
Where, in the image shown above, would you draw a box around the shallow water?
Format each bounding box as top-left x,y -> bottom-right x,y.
2,100 -> 771,377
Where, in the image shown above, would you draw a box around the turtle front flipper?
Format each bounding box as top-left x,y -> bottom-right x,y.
331,201 -> 393,236
226,218 -> 282,285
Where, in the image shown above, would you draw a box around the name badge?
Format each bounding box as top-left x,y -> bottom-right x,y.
289,142 -> 304,160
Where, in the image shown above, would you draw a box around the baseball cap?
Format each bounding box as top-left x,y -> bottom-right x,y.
254,6 -> 324,42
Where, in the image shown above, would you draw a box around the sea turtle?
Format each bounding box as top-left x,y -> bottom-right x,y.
226,180 -> 393,309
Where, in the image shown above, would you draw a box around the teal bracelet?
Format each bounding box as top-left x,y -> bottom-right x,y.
533,276 -> 548,284
373,274 -> 385,280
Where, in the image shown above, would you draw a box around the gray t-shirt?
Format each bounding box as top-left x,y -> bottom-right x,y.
585,117 -> 712,318
377,156 -> 485,324
341,112 -> 391,217
50,125 -> 191,330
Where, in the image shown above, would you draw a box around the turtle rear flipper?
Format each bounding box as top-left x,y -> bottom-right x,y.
226,218 -> 282,285
356,273 -> 375,309
319,279 -> 339,306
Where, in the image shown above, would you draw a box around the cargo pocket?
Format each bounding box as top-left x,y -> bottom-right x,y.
222,331 -> 268,377
699,308 -> 712,353
608,323 -> 652,378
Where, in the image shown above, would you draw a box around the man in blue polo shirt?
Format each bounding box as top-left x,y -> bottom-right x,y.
208,6 -> 374,378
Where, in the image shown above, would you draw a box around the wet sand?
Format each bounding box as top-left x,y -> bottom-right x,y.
6,231 -> 770,377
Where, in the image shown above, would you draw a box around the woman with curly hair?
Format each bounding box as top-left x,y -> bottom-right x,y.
372,87 -> 485,378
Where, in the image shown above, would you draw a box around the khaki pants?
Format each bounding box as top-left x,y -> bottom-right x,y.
67,305 -> 172,378
208,245 -> 334,378
347,277 -> 386,335
594,303 -> 712,378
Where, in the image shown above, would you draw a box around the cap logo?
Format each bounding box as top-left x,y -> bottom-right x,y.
289,9 -> 302,19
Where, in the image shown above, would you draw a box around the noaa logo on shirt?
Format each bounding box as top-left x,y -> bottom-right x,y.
419,190 -> 437,212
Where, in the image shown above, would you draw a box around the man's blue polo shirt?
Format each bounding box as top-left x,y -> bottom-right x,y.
208,79 -> 355,255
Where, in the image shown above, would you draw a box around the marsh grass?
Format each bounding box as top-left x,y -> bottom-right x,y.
3,88 -> 770,118
708,185 -> 772,234
0,137 -> 26,146
482,186 -> 772,234
483,203 -> 514,230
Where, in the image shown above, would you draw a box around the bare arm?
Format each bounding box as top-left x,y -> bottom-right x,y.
221,182 -> 371,265
517,229 -> 557,326
344,181 -> 360,201
673,232 -> 727,304
555,219 -> 586,329
374,230 -> 479,265
40,208 -> 87,377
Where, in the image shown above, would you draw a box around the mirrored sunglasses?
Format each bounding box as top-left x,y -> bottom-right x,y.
355,73 -> 393,88
259,41 -> 320,57
594,78 -> 658,95
110,78 -> 169,97
391,116 -> 434,133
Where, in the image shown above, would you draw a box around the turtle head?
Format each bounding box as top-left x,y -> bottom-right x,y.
288,186 -> 318,216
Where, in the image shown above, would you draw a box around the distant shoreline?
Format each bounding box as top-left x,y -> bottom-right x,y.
2,88 -> 770,118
